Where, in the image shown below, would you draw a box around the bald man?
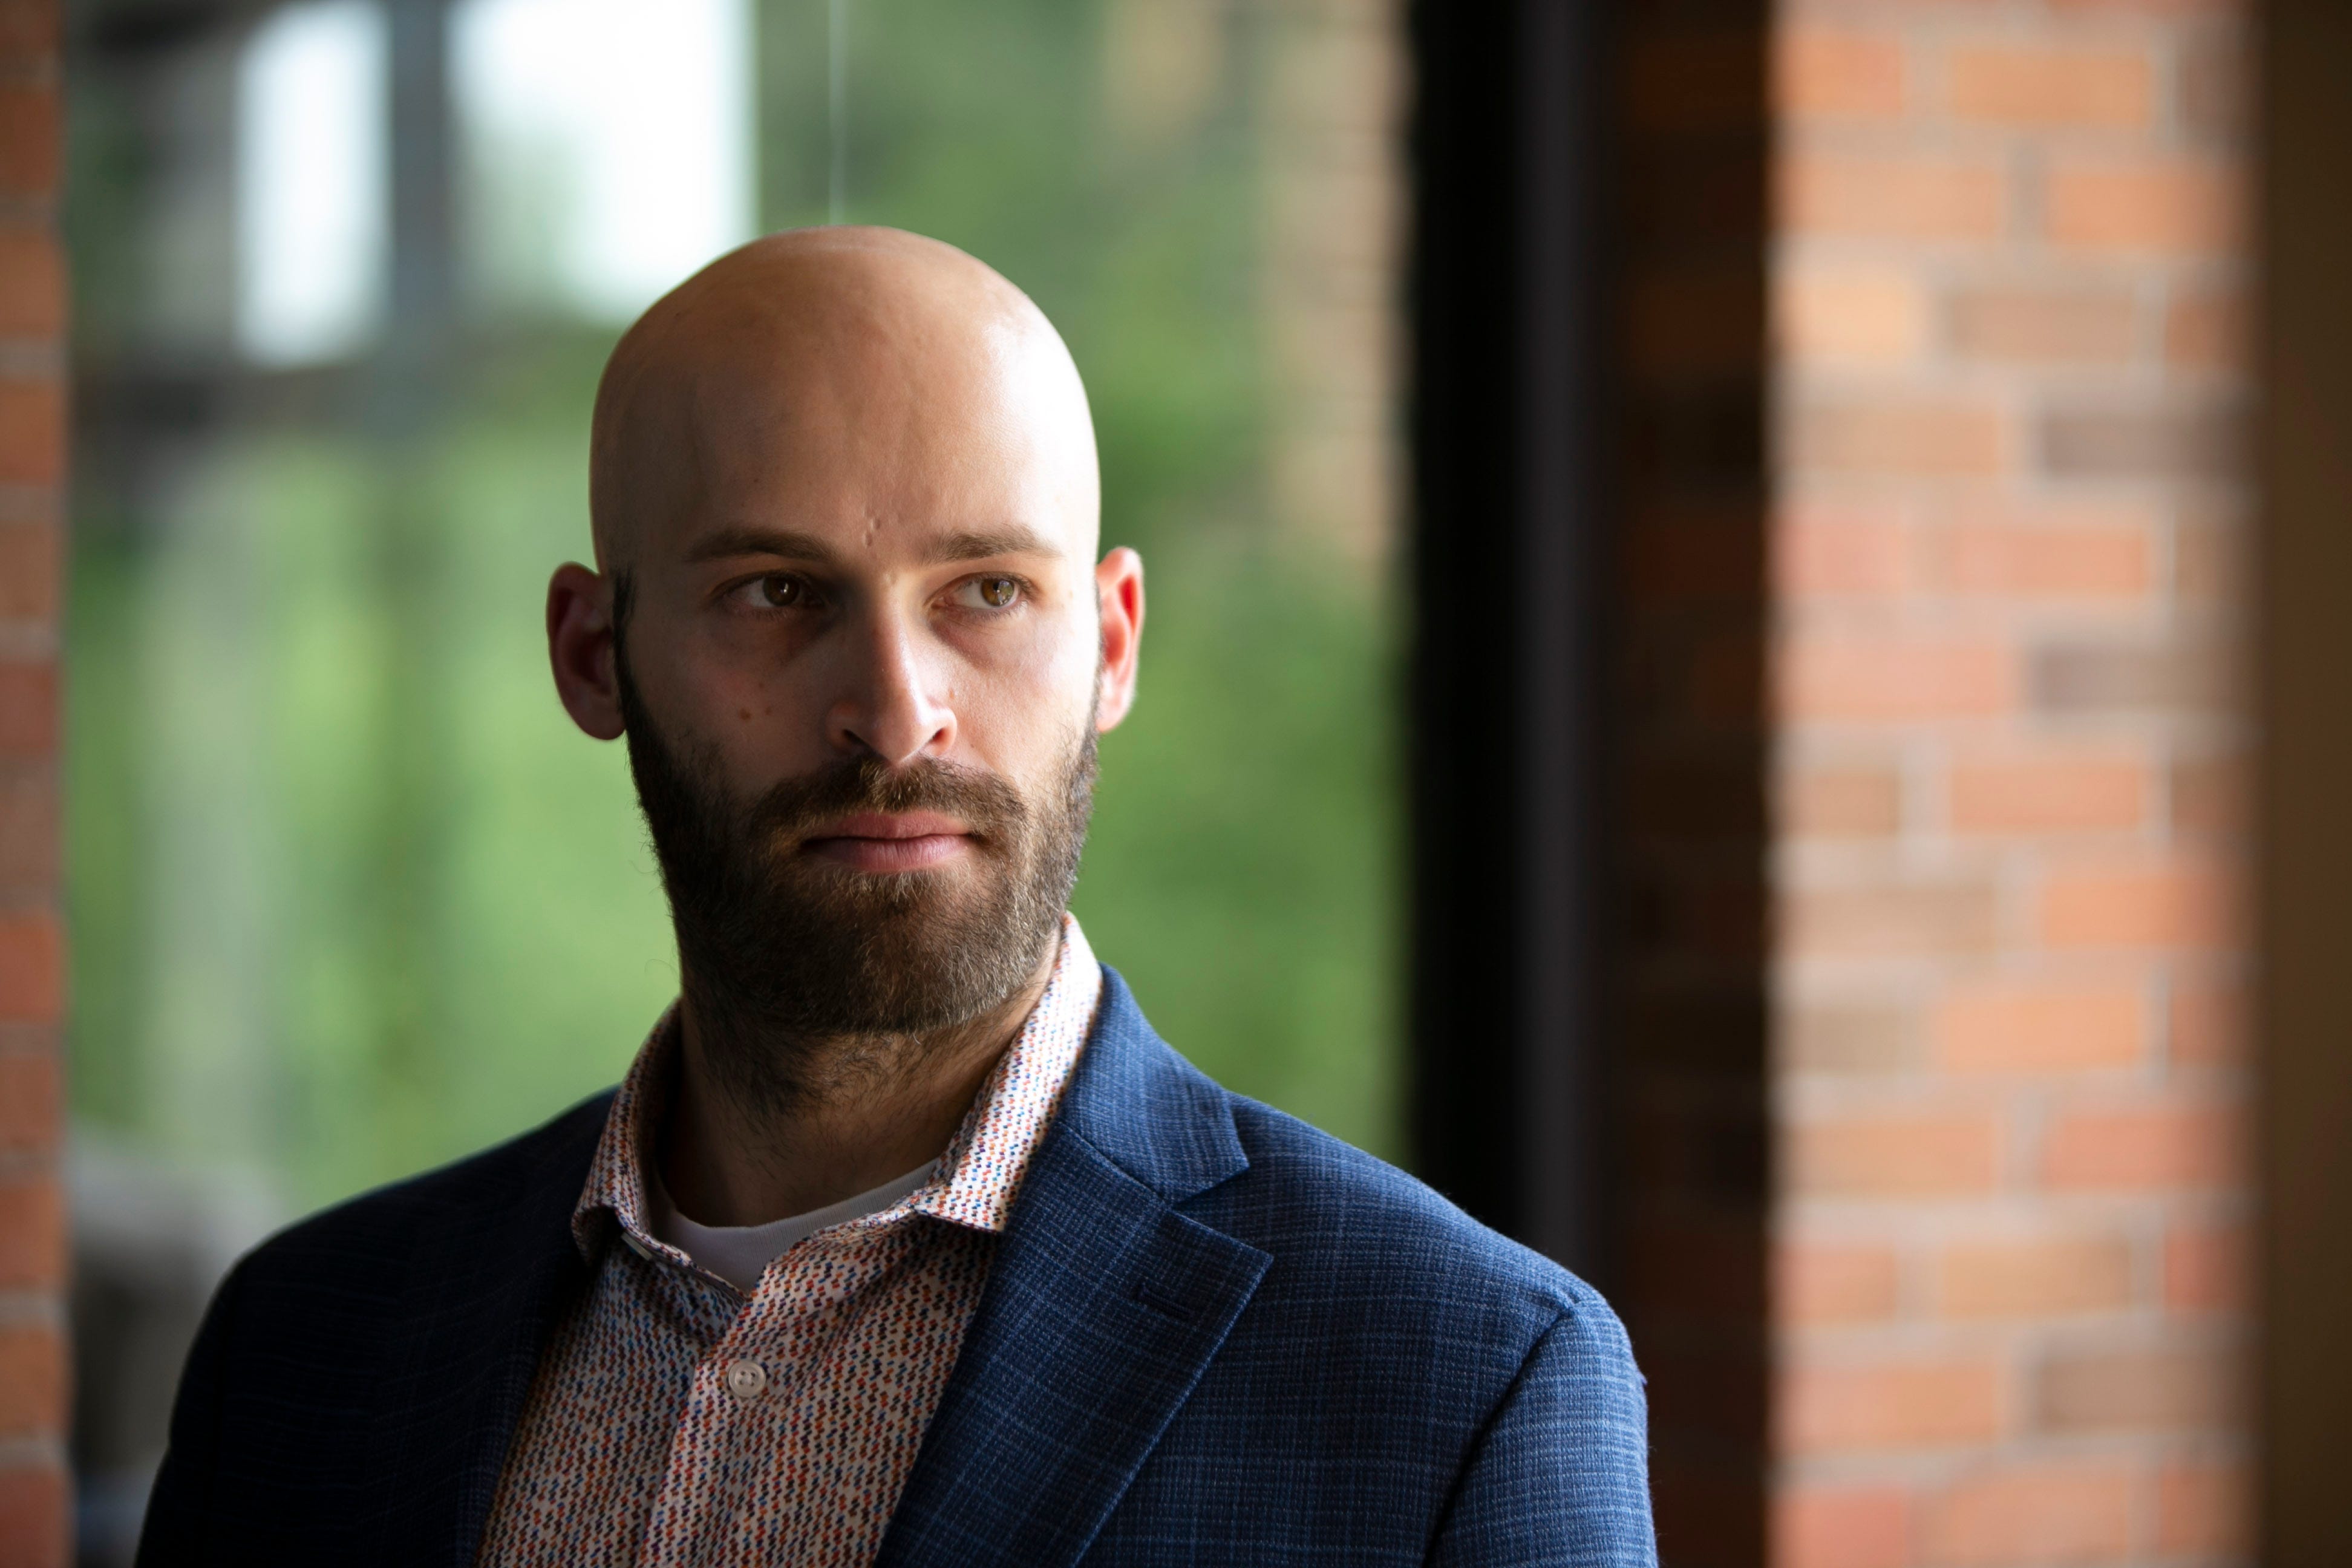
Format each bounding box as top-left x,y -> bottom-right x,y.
138,230 -> 1655,1568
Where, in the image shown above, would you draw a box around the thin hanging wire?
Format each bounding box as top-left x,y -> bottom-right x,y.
827,0 -> 848,224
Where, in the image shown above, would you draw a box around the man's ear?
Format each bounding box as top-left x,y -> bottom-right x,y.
548,563 -> 626,740
1093,547 -> 1145,733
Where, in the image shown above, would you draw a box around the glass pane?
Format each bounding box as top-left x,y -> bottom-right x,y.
64,1 -> 1402,1544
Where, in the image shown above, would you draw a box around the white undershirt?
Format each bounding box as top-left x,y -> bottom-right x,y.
649,1160 -> 939,1295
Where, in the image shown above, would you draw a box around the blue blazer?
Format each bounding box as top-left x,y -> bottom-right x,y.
138,969 -> 1656,1566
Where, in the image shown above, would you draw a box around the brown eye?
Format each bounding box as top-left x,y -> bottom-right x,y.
977,576 -> 1019,609
759,575 -> 804,608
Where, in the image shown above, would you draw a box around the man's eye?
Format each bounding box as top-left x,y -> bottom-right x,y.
962,575 -> 1022,610
754,575 -> 808,609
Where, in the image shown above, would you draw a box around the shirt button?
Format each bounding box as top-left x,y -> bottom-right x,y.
724,1359 -> 768,1401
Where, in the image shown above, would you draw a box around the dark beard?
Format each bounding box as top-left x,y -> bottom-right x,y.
613,623 -> 1096,1115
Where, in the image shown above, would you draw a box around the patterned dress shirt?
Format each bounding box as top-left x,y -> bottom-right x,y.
476,916 -> 1104,1567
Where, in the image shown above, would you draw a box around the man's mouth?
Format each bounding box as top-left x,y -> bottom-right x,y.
800,811 -> 975,872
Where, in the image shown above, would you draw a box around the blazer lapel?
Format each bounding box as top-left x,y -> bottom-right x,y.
878,970 -> 1272,1568
362,1095 -> 607,1568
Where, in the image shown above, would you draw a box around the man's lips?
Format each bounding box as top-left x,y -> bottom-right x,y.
800,812 -> 974,871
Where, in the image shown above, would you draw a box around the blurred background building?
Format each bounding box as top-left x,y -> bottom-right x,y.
1,0 -> 2348,1564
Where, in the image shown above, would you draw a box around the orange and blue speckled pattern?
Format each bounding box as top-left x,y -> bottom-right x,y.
475,916 -> 1103,1567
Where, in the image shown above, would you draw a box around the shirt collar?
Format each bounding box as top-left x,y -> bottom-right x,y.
572,914 -> 1104,1266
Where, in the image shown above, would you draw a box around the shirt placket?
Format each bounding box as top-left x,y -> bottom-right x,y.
633,1218 -> 909,1567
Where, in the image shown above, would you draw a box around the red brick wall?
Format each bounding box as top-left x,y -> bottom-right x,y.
0,0 -> 67,1561
1767,2 -> 2250,1565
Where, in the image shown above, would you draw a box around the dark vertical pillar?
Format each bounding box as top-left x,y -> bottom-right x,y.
1406,0 -> 1611,1280
2255,1 -> 2352,1561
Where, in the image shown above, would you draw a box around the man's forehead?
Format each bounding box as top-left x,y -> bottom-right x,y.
592,227 -> 1099,574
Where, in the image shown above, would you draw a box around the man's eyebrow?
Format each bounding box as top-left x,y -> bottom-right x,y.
684,527 -> 841,564
681,524 -> 1064,567
930,527 -> 1063,563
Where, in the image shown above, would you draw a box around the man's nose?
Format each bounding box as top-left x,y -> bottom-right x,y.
824,606 -> 957,766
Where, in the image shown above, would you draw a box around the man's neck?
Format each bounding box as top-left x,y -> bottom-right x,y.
657,945 -> 1057,1229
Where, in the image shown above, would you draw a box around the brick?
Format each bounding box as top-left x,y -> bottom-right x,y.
1947,286 -> 2138,364
1935,982 -> 2145,1074
0,1048 -> 56,1151
0,381 -> 62,487
2167,973 -> 2242,1066
1919,1463 -> 2134,1566
0,1173 -> 60,1287
2037,1342 -> 2239,1433
1922,516 -> 2154,600
1783,999 -> 1912,1074
1782,152 -> 2007,241
2172,510 -> 2243,604
2166,285 -> 2243,371
0,910 -> 59,1023
2042,1099 -> 2241,1190
0,83 -> 57,200
1774,505 -> 1906,599
1772,1484 -> 1910,1568
0,521 -> 56,623
1782,636 -> 2011,722
1791,397 -> 2004,477
1938,1233 -> 2134,1318
0,765 -> 56,889
0,1323 -> 64,1436
1785,763 -> 1902,838
0,0 -> 60,57
2163,1218 -> 2245,1313
2177,30 -> 2245,145
2157,1455 -> 2247,1555
2047,160 -> 2239,253
1783,878 -> 2001,959
0,663 -> 54,757
0,234 -> 62,340
1949,44 -> 2155,130
2030,637 -> 2232,718
2039,402 -> 2241,481
1788,1111 -> 2002,1197
2169,752 -> 2242,837
1950,754 -> 2149,835
1776,27 -> 1906,122
2040,860 -> 2229,949
1781,1354 -> 2004,1452
0,1465 -> 64,1568
1778,266 -> 1924,364
1776,1240 -> 1901,1324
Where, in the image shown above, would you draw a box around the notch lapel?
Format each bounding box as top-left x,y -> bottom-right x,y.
878,971 -> 1271,1568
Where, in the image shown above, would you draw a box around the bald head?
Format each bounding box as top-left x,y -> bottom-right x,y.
590,227 -> 1100,577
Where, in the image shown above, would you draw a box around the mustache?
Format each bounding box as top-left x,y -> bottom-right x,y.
742,753 -> 1029,849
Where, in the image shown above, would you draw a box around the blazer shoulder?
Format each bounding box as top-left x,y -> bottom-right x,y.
1210,1091 -> 1628,1353
232,1089 -> 613,1290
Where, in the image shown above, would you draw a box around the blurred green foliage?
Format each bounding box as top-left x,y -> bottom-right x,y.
65,0 -> 1400,1209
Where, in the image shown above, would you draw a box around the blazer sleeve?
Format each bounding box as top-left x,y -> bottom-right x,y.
134,1257 -> 245,1567
1425,1299 -> 1658,1568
